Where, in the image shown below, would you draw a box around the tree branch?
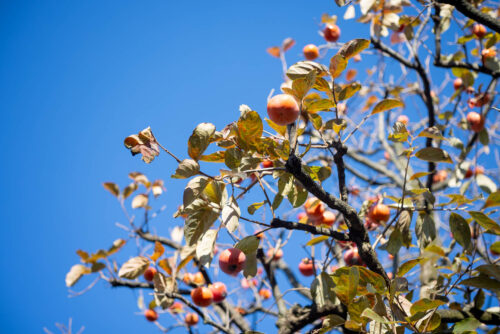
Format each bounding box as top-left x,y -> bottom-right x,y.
437,0 -> 500,34
270,218 -> 350,241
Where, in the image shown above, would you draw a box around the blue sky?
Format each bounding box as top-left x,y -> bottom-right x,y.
0,1 -> 360,332
1,0 -> 497,333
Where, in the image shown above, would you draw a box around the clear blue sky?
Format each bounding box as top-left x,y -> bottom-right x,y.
0,1 -> 364,332
1,1 -> 496,333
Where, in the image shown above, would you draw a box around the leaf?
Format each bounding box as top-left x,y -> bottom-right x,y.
484,190 -> 500,209
305,99 -> 335,113
243,251 -> 258,278
287,61 -> 329,80
153,272 -> 177,309
158,258 -> 172,275
184,207 -> 219,246
476,174 -> 498,194
460,277 -> 500,291
122,182 -> 138,199
171,159 -> 200,179
237,110 -> 263,147
410,298 -> 446,315
449,213 -> 472,251
196,229 -> 217,268
337,39 -> 370,60
65,264 -> 91,287
332,266 -> 360,305
152,180 -> 165,197
417,126 -> 446,141
311,272 -> 336,308
107,239 -> 126,256
410,172 -> 432,181
491,241 -> 500,255
203,180 -> 226,205
361,308 -> 392,324
103,182 -> 119,197
124,127 -> 160,163
307,235 -> 330,246
150,241 -> 165,262
247,201 -> 266,215
183,176 -> 209,208
415,213 -> 436,249
453,318 -> 480,333
371,99 -> 404,115
337,82 -> 361,101
178,245 -> 196,272
468,211 -> 500,235
415,147 -> 453,163
385,229 -> 403,256
222,197 -> 240,233
200,150 -> 225,163
476,264 -> 500,281
399,210 -> 412,247
131,194 -> 149,209
91,262 -> 106,273
329,54 -> 348,79
324,118 -> 347,134
282,37 -> 295,51
188,123 -> 216,160
118,256 -> 150,279
292,71 -> 317,99
234,236 -> 260,254
266,46 -> 280,58
265,118 -> 287,136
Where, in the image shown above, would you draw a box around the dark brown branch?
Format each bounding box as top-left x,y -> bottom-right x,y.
437,0 -> 500,34
270,218 -> 350,242
435,59 -> 500,77
108,277 -> 190,295
285,154 -> 389,283
332,140 -> 349,203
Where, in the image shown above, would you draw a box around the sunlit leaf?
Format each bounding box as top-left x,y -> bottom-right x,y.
371,99 -> 404,115
188,123 -> 216,161
103,182 -> 119,197
118,256 -> 150,279
65,264 -> 91,287
415,147 -> 453,163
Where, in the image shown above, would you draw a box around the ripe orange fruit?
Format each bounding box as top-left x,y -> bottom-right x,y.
267,247 -> 283,261
219,248 -> 246,276
323,24 -> 341,42
190,286 -> 213,307
466,111 -> 485,133
397,115 -> 409,125
209,282 -> 227,303
261,160 -> 273,168
185,312 -> 199,326
368,203 -> 390,223
143,267 -> 157,282
259,288 -> 272,300
304,197 -> 325,221
472,24 -> 487,39
144,309 -> 159,322
267,94 -> 300,126
303,44 -> 319,60
453,78 -> 463,90
298,258 -> 315,276
192,272 -> 205,285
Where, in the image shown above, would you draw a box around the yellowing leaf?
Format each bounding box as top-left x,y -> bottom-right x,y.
65,264 -> 91,287
337,39 -> 370,59
188,123 -> 216,161
102,182 -> 119,197
329,54 -> 348,79
371,99 -> 404,115
306,235 -> 330,246
131,193 -> 149,209
415,147 -> 453,163
171,159 -> 200,179
118,256 -> 150,279
150,241 -> 165,262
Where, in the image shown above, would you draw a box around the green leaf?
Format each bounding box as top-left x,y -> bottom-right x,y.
410,298 -> 446,315
307,235 -> 330,246
243,251 -> 258,278
476,264 -> 500,281
225,147 -> 243,170
329,54 -> 348,79
397,257 -> 428,277
449,213 -> 472,251
484,190 -> 500,209
337,39 -> 370,59
324,118 -> 347,134
415,147 -> 453,163
332,266 -> 360,305
305,99 -> 335,113
287,61 -> 329,80
311,272 -> 336,307
184,207 -> 219,246
453,318 -> 480,333
468,211 -> 500,235
171,159 -> 200,179
183,176 -> 209,208
460,277 -> 500,291
371,99 -> 404,115
188,123 -> 216,160
361,308 -> 393,324
337,82 -> 361,101
490,241 -> 500,255
417,126 -> 447,141
234,236 -> 260,254
247,201 -> 266,215
308,113 -> 323,130
415,213 -> 436,249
